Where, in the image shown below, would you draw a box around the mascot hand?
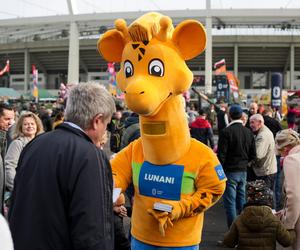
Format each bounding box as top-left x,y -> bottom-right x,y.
147,209 -> 173,236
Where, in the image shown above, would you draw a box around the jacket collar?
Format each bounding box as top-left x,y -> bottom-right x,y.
63,121 -> 84,132
289,144 -> 300,155
227,119 -> 243,127
57,122 -> 94,144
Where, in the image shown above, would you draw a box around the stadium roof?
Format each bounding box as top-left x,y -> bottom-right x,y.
0,1 -> 300,74
1,0 -> 299,19
1,8 -> 300,44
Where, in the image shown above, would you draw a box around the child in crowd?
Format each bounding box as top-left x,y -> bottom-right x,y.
223,180 -> 295,249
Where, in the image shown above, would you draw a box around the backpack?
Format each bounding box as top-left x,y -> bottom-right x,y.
120,123 -> 140,150
109,122 -> 125,153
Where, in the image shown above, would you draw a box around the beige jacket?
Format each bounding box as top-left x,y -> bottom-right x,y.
253,125 -> 277,176
5,136 -> 30,191
282,145 -> 300,250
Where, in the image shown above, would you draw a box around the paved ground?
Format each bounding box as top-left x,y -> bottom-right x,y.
200,199 -> 228,249
124,197 -> 285,249
123,199 -> 229,249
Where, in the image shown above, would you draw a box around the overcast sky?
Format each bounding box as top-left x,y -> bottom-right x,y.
0,0 -> 299,19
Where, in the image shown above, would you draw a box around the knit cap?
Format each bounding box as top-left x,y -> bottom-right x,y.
246,180 -> 273,207
229,104 -> 243,119
275,128 -> 300,153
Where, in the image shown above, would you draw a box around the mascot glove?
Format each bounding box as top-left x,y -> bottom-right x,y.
147,201 -> 186,236
147,209 -> 173,237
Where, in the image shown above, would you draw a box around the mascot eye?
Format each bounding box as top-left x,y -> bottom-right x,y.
148,59 -> 164,77
124,60 -> 134,78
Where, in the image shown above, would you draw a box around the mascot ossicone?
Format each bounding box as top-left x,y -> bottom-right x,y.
98,12 -> 226,249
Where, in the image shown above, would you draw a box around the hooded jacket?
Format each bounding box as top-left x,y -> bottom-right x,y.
224,205 -> 295,249
120,113 -> 140,150
190,118 -> 214,148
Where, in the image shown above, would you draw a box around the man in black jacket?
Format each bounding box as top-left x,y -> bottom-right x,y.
0,103 -> 14,215
217,104 -> 256,228
9,83 -> 116,250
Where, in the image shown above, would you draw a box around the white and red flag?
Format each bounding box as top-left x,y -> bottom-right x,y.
0,60 -> 10,76
32,64 -> 39,99
214,59 -> 226,75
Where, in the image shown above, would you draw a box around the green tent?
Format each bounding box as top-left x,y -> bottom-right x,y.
37,89 -> 57,101
23,89 -> 58,101
0,87 -> 21,99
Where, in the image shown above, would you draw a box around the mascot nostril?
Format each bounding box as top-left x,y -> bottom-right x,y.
98,11 -> 226,249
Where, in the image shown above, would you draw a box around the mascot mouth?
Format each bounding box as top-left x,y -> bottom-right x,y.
141,92 -> 172,135
124,91 -> 173,116
147,92 -> 173,116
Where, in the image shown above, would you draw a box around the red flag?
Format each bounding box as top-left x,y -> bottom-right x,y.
227,72 -> 240,102
0,60 -> 10,76
226,72 -> 239,91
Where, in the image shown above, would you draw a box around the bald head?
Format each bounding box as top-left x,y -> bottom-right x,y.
249,102 -> 258,115
249,113 -> 264,132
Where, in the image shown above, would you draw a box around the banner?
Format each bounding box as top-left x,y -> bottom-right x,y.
107,62 -> 117,96
0,60 -> 10,76
226,72 -> 240,102
32,65 -> 39,101
214,59 -> 226,75
214,58 -> 240,104
107,62 -> 123,98
271,72 -> 282,109
216,75 -> 229,103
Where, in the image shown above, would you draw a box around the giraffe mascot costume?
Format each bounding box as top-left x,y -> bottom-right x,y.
98,12 -> 226,249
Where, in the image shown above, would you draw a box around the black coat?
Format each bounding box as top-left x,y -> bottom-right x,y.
217,109 -> 228,132
114,214 -> 130,250
217,121 -> 256,172
263,115 -> 282,139
9,123 -> 114,250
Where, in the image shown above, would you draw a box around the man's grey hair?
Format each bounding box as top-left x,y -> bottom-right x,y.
65,82 -> 116,130
250,113 -> 264,124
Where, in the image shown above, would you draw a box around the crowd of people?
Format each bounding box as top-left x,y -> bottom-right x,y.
186,101 -> 300,249
107,100 -> 300,249
0,88 -> 299,249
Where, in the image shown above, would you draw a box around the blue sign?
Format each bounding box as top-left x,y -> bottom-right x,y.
139,161 -> 184,201
271,73 -> 282,109
215,165 -> 226,181
215,75 -> 229,103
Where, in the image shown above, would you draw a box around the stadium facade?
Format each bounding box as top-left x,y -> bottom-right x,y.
0,7 -> 299,95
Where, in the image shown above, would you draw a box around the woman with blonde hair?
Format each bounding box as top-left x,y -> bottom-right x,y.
5,111 -> 44,192
275,129 -> 300,250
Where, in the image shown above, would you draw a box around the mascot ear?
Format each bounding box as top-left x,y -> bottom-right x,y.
97,30 -> 126,62
172,20 -> 206,60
